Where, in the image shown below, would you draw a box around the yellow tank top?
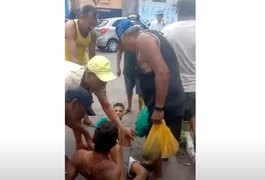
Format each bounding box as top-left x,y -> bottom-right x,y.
65,19 -> 92,65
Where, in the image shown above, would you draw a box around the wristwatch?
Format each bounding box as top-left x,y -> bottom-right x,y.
155,105 -> 164,111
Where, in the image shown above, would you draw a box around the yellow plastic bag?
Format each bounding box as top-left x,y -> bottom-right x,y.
143,119 -> 179,161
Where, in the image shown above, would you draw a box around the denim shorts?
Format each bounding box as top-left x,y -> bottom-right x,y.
124,76 -> 142,96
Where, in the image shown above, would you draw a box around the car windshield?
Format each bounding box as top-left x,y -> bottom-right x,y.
97,20 -> 109,27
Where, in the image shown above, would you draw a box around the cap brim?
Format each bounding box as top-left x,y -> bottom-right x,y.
96,72 -> 117,82
86,106 -> 96,116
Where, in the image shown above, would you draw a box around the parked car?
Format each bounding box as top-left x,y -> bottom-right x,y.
94,14 -> 149,52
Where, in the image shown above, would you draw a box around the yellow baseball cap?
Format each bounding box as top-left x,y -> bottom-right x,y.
86,55 -> 117,82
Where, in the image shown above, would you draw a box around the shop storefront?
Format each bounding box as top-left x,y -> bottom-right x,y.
80,0 -> 122,19
138,0 -> 178,25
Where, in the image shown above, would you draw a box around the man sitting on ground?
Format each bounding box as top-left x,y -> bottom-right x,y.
96,102 -> 149,180
71,121 -> 122,180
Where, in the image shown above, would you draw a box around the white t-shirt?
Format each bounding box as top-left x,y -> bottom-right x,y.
65,61 -> 85,92
162,20 -> 196,92
65,61 -> 107,96
149,20 -> 165,32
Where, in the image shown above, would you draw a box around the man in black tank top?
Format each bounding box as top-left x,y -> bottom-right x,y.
116,20 -> 185,179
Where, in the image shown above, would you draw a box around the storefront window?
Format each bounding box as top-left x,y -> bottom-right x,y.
153,0 -> 166,2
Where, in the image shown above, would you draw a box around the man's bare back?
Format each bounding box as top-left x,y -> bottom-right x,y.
72,149 -> 121,180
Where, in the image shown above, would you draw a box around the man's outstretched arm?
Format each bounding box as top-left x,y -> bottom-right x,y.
95,91 -> 135,140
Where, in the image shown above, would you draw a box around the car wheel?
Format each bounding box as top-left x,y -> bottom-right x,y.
106,39 -> 118,52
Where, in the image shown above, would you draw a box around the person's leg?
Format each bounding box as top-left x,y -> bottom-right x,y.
124,76 -> 135,113
150,116 -> 182,179
142,116 -> 162,179
153,158 -> 163,179
184,92 -> 196,137
114,128 -> 132,179
135,77 -> 143,113
110,144 -> 126,180
129,157 -> 149,180
120,146 -> 132,178
190,116 -> 195,137
143,114 -> 164,179
190,119 -> 196,152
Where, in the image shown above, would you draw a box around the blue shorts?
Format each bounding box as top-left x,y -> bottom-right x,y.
124,76 -> 142,96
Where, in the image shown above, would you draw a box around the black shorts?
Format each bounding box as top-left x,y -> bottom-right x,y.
124,76 -> 142,96
183,92 -> 196,121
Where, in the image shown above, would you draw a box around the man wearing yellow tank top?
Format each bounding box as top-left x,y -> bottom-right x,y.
65,5 -> 97,65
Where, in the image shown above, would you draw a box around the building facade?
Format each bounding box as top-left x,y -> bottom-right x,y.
65,0 -> 123,19
138,0 -> 178,25
65,0 -> 177,22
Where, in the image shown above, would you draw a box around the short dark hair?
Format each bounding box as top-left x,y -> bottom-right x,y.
113,102 -> 125,110
93,121 -> 118,154
177,0 -> 195,17
80,5 -> 97,17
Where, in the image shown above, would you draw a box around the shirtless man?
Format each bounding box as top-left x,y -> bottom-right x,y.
96,103 -> 149,180
71,121 -> 122,180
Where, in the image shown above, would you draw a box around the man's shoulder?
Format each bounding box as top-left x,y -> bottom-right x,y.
65,61 -> 83,70
163,20 -> 195,31
65,19 -> 76,29
99,162 -> 121,179
138,31 -> 156,43
65,20 -> 77,36
72,149 -> 89,166
162,22 -> 179,32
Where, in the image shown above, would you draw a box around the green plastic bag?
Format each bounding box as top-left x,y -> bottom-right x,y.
135,106 -> 150,137
95,117 -> 109,127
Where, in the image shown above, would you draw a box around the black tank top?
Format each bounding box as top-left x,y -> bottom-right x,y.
136,30 -> 185,117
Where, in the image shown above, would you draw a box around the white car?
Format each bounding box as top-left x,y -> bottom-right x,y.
94,14 -> 149,52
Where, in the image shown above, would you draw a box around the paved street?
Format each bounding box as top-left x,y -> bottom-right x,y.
65,50 -> 195,180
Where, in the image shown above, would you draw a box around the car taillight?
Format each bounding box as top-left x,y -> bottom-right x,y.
100,27 -> 109,34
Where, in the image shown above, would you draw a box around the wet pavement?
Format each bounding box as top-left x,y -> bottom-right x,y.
65,50 -> 195,180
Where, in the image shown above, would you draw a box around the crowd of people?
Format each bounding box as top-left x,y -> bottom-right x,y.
65,0 -> 195,179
